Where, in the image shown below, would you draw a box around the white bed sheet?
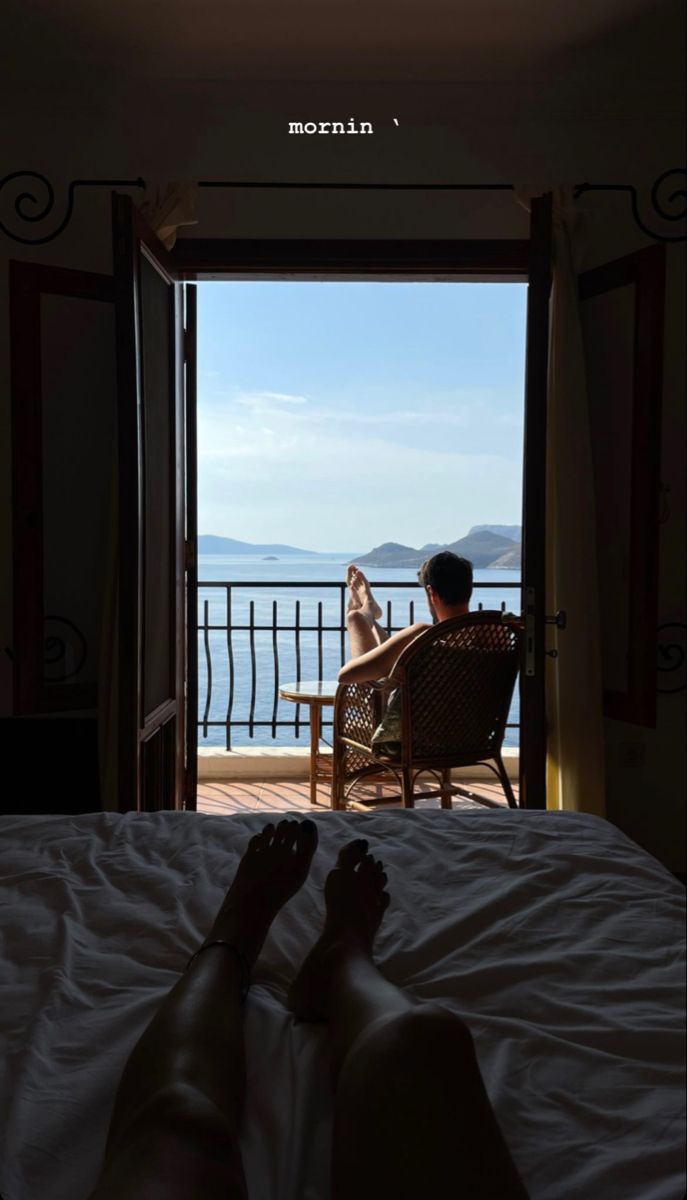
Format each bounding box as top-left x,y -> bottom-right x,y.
1,809 -> 685,1200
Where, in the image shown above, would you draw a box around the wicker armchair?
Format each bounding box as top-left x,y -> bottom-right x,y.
331,611 -> 522,810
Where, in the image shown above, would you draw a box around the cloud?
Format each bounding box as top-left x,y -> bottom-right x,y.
316,407 -> 473,428
197,387 -> 524,465
196,384 -> 523,548
199,403 -> 512,477
197,420 -> 522,549
236,390 -> 308,408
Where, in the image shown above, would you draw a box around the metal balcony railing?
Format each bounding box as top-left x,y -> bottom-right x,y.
197,579 -> 522,750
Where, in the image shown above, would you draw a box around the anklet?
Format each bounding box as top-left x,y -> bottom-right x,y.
185,940 -> 251,1001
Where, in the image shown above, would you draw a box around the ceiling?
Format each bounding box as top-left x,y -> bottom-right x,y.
3,0 -> 684,85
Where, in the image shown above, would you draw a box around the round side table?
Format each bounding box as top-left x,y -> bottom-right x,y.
279,680 -> 339,806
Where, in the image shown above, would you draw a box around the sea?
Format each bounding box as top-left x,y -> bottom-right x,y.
196,555 -> 522,750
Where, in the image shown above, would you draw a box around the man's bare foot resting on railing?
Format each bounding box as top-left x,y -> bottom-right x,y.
339,551 -> 473,685
89,818 -> 529,1200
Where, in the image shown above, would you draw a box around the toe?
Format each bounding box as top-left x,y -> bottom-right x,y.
282,821 -> 300,850
359,853 -> 378,883
297,818 -> 319,855
275,819 -> 291,846
337,839 -> 368,870
256,823 -> 275,850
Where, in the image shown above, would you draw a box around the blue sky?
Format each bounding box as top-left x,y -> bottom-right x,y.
197,282 -> 527,552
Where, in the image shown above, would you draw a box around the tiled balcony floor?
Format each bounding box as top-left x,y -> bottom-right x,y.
197,777 -> 515,815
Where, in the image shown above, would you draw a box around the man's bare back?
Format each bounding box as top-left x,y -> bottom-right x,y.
338,559 -> 471,686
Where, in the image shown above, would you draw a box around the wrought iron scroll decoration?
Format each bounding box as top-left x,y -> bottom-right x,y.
43,615 -> 88,683
0,172 -> 145,245
1,168 -> 685,245
4,614 -> 88,681
657,623 -> 686,694
574,170 -> 687,244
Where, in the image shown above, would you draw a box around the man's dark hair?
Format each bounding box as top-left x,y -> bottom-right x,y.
417,552 -> 473,605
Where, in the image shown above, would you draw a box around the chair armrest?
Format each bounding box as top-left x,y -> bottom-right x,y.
366,678 -> 396,694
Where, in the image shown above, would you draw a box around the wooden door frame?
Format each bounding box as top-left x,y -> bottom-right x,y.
170,235 -> 538,804
519,196 -> 553,810
184,284 -> 199,810
170,238 -> 529,280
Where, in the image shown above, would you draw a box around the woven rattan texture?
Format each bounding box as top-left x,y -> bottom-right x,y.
336,620 -> 520,782
337,682 -> 386,775
407,623 -> 519,759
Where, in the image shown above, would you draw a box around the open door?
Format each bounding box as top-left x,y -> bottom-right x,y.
520,193 -> 553,809
578,245 -> 664,728
184,284 -> 198,811
112,193 -> 195,812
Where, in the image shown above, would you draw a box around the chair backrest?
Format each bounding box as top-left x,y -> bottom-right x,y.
389,611 -> 522,763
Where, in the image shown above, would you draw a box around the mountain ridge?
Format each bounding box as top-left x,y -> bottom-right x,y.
468,524 -> 521,542
197,525 -> 521,566
356,526 -> 522,569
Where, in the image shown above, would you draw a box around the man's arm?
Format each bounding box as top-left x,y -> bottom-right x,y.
337,622 -> 430,684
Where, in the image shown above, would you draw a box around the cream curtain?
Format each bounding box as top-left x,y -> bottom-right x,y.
139,180 -> 198,249
517,186 -> 606,816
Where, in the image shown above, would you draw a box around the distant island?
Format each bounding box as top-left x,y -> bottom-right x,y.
355,526 -> 522,570
198,535 -> 321,557
197,526 -> 521,568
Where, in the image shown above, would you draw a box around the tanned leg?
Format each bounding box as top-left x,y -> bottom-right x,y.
289,839 -> 529,1200
345,565 -> 388,657
89,818 -> 318,1200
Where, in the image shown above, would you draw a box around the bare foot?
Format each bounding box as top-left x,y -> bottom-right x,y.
199,818 -> 318,971
288,838 -> 390,1021
346,565 -> 383,621
346,564 -> 362,611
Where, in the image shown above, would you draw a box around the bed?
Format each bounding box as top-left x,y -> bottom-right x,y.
1,808 -> 685,1200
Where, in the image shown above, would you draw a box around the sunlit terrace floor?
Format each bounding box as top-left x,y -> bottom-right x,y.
197,776 -> 515,815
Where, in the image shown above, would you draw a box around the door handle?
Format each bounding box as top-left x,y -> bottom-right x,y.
545,612 -> 566,660
521,594 -> 567,676
545,610 -> 567,630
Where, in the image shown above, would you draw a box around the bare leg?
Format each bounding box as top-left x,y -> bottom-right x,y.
345,565 -> 388,657
89,818 -> 318,1200
289,839 -> 529,1200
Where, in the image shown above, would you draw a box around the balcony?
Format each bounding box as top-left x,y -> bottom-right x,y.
195,577 -> 521,813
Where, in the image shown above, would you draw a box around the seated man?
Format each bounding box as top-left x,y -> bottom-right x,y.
338,550 -> 473,686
